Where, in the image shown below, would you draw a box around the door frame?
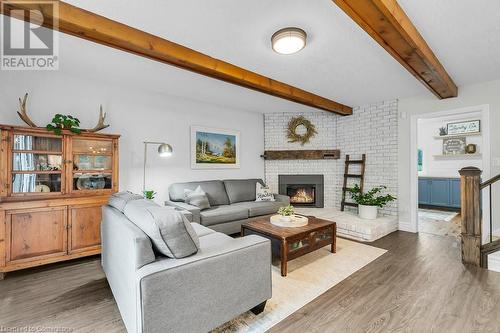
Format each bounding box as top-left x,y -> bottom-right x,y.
409,104 -> 491,241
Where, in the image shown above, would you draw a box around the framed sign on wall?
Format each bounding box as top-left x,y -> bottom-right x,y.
446,120 -> 480,135
443,137 -> 466,155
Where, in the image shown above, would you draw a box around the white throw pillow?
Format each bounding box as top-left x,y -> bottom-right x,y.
256,182 -> 275,202
184,186 -> 211,210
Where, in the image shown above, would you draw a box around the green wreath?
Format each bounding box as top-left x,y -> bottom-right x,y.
287,116 -> 317,145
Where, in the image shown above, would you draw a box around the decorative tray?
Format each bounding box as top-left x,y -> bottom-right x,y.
270,214 -> 309,227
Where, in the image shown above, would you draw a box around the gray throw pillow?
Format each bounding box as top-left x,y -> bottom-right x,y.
108,191 -> 143,212
123,199 -> 200,258
184,186 -> 211,210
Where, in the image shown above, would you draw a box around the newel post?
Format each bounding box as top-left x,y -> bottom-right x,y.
459,167 -> 482,266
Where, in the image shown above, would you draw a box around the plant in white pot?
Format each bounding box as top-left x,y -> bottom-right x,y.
277,205 -> 295,222
347,184 -> 396,220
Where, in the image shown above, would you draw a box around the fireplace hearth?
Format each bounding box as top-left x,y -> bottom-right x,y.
279,175 -> 324,208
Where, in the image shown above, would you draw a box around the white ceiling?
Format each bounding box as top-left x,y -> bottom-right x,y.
49,0 -> 500,113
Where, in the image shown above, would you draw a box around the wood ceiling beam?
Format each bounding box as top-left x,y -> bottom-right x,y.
1,1 -> 352,115
333,0 -> 458,99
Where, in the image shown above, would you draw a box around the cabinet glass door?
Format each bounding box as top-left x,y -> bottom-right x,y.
71,138 -> 113,192
11,134 -> 64,194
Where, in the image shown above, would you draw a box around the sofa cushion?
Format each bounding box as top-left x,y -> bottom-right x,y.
124,199 -> 200,259
169,180 -> 229,206
190,223 -> 216,237
199,205 -> 249,226
184,186 -> 211,210
232,201 -> 286,217
108,191 -> 143,212
223,179 -> 264,204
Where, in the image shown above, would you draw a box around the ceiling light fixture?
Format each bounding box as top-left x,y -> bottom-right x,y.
271,27 -> 307,55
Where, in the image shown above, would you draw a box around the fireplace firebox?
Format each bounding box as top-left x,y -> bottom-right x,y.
279,175 -> 324,208
287,185 -> 316,204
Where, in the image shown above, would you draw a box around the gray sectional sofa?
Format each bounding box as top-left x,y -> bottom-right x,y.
101,204 -> 272,333
166,179 -> 290,235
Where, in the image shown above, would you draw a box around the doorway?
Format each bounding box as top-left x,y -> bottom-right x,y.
410,105 -> 491,239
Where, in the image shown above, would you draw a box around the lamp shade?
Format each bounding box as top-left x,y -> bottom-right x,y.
157,143 -> 173,157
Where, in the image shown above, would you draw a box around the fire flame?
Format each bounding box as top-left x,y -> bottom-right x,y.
290,188 -> 314,203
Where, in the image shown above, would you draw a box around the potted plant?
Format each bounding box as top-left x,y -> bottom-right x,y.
143,190 -> 156,200
347,184 -> 396,220
46,114 -> 81,135
277,205 -> 295,222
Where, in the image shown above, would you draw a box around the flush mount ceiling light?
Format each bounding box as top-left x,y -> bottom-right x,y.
271,27 -> 307,55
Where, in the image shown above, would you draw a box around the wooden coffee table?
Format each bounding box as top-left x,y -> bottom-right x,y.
241,216 -> 336,277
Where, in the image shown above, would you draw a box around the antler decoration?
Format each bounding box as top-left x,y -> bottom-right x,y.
85,105 -> 109,132
16,94 -> 109,133
17,93 -> 37,127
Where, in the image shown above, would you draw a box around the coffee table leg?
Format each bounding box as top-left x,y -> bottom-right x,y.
280,239 -> 288,277
331,225 -> 337,253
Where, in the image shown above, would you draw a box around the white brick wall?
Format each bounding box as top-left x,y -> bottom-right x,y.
264,100 -> 398,216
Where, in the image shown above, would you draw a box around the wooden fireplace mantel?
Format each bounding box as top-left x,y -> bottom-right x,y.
261,150 -> 340,160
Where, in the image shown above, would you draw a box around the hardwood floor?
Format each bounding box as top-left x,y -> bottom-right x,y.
1,232 -> 499,332
270,232 -> 500,333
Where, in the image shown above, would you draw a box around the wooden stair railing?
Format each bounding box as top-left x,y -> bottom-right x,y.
459,167 -> 500,268
480,172 -> 500,268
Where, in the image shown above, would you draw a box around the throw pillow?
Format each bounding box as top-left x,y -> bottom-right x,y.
256,182 -> 275,202
184,186 -> 211,210
108,191 -> 143,212
124,199 -> 200,258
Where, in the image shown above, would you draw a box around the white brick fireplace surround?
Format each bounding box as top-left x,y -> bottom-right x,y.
264,100 -> 398,216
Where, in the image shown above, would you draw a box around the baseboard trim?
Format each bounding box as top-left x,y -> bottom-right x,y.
488,252 -> 500,272
398,220 -> 417,233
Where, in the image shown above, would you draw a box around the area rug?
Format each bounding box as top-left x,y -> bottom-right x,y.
212,238 -> 387,333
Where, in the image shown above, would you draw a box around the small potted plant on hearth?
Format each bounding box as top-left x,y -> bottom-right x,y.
143,190 -> 156,200
347,184 -> 396,220
277,205 -> 295,222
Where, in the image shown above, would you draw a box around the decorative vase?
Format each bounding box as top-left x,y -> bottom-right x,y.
359,205 -> 378,220
279,215 -> 293,222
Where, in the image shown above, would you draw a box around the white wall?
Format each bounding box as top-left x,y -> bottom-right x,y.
417,113 -> 483,178
0,71 -> 265,204
264,100 -> 398,216
398,79 -> 500,233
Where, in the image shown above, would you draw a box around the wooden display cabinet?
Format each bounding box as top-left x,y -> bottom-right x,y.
0,125 -> 119,279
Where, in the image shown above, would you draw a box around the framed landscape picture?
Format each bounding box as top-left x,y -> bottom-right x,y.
191,126 -> 240,169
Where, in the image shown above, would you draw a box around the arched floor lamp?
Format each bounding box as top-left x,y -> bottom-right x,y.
143,141 -> 173,192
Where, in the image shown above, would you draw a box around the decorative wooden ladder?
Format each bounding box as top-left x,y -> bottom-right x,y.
341,154 -> 366,211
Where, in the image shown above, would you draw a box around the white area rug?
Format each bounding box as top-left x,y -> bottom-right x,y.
212,238 -> 387,333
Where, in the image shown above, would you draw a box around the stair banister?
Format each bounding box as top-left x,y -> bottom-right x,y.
459,167 -> 482,266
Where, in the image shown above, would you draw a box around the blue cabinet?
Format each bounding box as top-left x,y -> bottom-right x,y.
418,177 -> 461,209
418,178 -> 431,205
450,179 -> 461,208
